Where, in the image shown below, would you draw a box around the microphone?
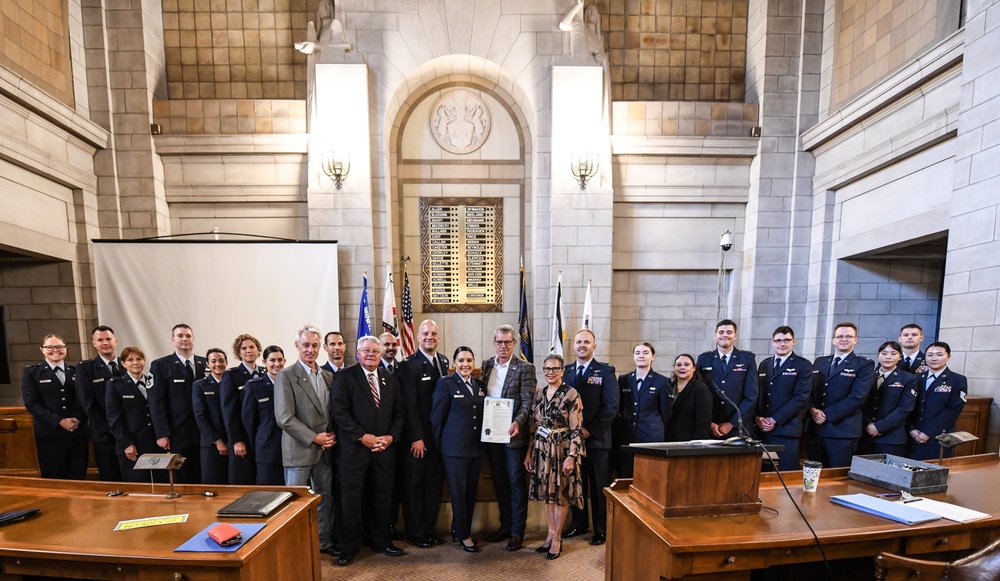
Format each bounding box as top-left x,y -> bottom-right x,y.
712,384 -> 756,446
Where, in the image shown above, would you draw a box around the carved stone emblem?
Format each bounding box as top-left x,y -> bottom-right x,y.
429,90 -> 491,154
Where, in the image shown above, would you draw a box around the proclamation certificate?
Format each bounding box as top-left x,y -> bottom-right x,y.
481,397 -> 514,444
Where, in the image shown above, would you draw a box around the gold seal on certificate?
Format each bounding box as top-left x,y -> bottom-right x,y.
481,397 -> 514,444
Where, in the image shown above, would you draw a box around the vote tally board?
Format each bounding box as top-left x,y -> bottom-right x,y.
420,197 -> 503,312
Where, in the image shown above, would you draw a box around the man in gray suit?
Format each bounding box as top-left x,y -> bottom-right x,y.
275,325 -> 337,555
480,324 -> 536,551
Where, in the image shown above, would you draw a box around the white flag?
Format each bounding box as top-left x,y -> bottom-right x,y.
550,273 -> 565,357
381,263 -> 398,337
582,278 -> 593,330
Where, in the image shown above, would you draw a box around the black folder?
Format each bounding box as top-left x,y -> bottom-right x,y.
216,491 -> 293,518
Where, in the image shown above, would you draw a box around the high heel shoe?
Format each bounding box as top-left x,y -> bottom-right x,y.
546,540 -> 562,560
452,533 -> 478,545
535,544 -> 551,553
459,539 -> 479,553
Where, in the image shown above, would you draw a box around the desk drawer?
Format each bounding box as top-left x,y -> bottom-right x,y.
689,550 -> 767,574
2,557 -> 133,579
906,530 -> 973,554
139,567 -> 225,581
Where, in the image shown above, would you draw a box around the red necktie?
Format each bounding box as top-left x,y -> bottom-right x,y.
368,372 -> 380,408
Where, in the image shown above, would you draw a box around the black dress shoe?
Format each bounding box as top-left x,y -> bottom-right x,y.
562,527 -> 587,538
409,536 -> 432,549
459,540 -> 479,553
546,542 -> 562,560
380,544 -> 403,557
590,533 -> 606,546
506,535 -> 523,551
320,545 -> 341,557
337,552 -> 356,566
485,529 -> 511,542
427,535 -> 445,546
535,544 -> 551,553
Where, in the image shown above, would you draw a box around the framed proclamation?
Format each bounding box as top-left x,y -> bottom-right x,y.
420,197 -> 503,312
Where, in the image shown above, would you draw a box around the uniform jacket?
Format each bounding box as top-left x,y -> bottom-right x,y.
75,356 -> 122,443
809,352 -> 876,439
900,350 -> 928,375
105,374 -> 156,455
148,353 -> 208,448
480,356 -> 537,448
862,368 -> 918,445
564,359 -> 619,450
756,353 -> 813,438
398,351 -> 450,446
22,362 -> 86,439
696,348 -> 759,432
241,374 -> 282,466
430,373 -> 486,458
273,361 -> 335,467
220,364 -> 264,446
618,369 -> 672,444
331,365 -> 406,467
907,368 -> 968,439
192,375 -> 226,447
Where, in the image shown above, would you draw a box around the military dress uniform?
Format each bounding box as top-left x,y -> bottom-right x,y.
220,363 -> 265,484
756,353 -> 813,471
900,351 -> 927,375
696,349 -> 759,438
617,369 -> 672,477
192,374 -> 228,484
807,352 -> 875,468
907,368 -> 968,460
859,368 -> 918,456
241,373 -> 284,485
148,353 -> 208,483
106,373 -> 161,482
22,362 -> 88,479
75,355 -> 124,481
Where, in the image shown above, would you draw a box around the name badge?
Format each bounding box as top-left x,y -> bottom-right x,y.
205,391 -> 216,395
93,378 -> 105,383
173,379 -> 185,383
258,397 -> 270,403
622,388 -> 632,393
453,394 -> 465,398
649,387 -> 657,393
123,395 -> 135,399
758,373 -> 767,377
238,385 -> 245,390
704,367 -> 713,371
39,379 -> 52,384
422,377 -> 432,381
537,426 -> 551,438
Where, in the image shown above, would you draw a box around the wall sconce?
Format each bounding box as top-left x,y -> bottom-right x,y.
570,152 -> 599,190
321,151 -> 351,189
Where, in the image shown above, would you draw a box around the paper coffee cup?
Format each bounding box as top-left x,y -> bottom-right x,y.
803,460 -> 822,492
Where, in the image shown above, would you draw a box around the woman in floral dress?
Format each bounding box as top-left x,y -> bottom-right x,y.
524,353 -> 584,560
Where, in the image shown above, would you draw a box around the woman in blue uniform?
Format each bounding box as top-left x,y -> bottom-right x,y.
908,342 -> 968,460
430,346 -> 486,553
242,345 -> 286,485
192,348 -> 229,484
106,347 -> 160,482
617,342 -> 672,477
859,341 -> 918,456
220,333 -> 264,484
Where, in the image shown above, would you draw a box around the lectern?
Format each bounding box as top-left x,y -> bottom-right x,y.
625,442 -> 771,517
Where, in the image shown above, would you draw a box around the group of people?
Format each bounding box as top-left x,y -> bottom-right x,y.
20,317 -> 967,565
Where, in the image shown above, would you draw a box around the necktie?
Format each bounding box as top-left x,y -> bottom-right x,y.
636,377 -> 643,392
577,365 -> 586,388
54,366 -> 65,385
432,356 -> 441,377
904,356 -> 912,370
137,377 -> 148,399
465,380 -> 475,396
109,360 -> 120,377
185,359 -> 195,383
877,373 -> 885,390
831,356 -> 841,373
722,354 -> 729,371
368,372 -> 380,408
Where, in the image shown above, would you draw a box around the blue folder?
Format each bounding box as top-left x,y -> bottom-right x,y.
175,522 -> 267,552
830,494 -> 941,525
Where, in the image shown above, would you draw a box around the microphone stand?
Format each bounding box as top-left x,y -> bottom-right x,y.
713,385 -> 757,446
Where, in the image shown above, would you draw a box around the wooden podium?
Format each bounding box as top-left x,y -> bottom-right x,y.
625,442 -> 769,517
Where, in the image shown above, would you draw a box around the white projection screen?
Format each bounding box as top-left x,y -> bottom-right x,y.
93,241 -> 340,361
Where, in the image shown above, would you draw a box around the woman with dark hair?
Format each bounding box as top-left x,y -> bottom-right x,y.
193,348 -> 229,484
525,353 -> 584,561
242,345 -> 286,485
666,354 -> 714,441
430,346 -> 486,553
618,341 -> 672,477
859,340 -> 918,456
106,346 -> 161,482
220,333 -> 264,484
908,342 -> 968,460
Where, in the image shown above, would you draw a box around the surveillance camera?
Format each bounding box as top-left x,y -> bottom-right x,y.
720,231 -> 733,251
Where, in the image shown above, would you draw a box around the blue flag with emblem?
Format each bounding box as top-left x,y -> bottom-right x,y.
357,273 -> 372,342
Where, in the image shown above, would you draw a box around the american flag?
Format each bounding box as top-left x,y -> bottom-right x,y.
400,270 -> 415,356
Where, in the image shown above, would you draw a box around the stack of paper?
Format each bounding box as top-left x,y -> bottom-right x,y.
830,494 -> 941,525
894,497 -> 990,523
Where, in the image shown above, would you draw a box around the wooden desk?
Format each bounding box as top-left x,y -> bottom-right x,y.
605,454 -> 1000,580
0,477 -> 320,581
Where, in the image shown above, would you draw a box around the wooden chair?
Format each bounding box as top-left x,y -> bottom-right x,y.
874,537 -> 1000,580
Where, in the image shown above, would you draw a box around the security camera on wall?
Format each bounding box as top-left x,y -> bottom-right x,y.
720,231 -> 733,251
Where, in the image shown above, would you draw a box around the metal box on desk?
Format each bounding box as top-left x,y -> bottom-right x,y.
847,454 -> 949,494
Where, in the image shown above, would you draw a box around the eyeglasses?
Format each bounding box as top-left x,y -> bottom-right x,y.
834,335 -> 857,340
42,345 -> 66,351
542,367 -> 562,373
358,349 -> 381,355
772,339 -> 793,344
493,339 -> 515,346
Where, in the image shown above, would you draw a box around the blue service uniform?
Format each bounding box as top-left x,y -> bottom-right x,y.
617,369 -> 672,477
192,374 -> 228,484
105,373 -> 161,482
807,352 -> 875,468
220,364 -> 264,484
148,353 -> 208,483
564,359 -> 618,536
859,368 -> 918,456
907,368 -> 968,460
900,350 -> 927,375
696,349 -> 759,438
21,362 -> 88,479
430,373 -> 485,542
75,356 -> 123,481
241,374 -> 284,485
756,353 -> 813,471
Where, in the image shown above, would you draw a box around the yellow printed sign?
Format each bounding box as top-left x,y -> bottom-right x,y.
114,513 -> 189,531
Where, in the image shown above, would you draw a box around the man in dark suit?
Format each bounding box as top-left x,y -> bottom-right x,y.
75,325 -> 124,481
379,332 -> 399,373
274,325 -> 338,556
22,333 -> 88,479
807,322 -> 876,468
563,329 -> 618,546
148,323 -> 207,484
330,336 -> 405,566
908,342 -> 968,460
860,341 -> 918,456
398,319 -> 449,548
480,324 -> 536,551
696,319 -> 758,440
755,326 -> 812,471
899,323 -> 928,374
322,331 -> 347,374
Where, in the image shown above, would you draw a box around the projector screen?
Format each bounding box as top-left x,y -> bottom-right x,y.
93,241 -> 340,363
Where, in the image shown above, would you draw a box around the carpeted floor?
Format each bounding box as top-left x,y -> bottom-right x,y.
320,534 -> 606,580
